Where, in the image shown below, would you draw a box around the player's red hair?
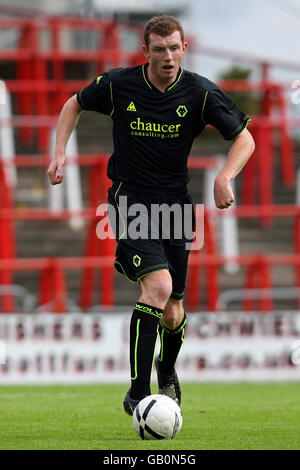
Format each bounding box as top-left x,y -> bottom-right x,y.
144,15 -> 184,48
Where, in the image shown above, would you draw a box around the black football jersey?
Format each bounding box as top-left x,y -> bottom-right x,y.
77,64 -> 250,191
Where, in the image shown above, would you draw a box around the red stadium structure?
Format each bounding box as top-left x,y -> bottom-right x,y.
0,16 -> 299,313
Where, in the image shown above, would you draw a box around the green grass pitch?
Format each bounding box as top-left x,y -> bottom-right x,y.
0,382 -> 299,450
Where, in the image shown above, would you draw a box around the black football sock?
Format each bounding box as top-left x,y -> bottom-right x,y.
157,314 -> 186,376
129,302 -> 163,400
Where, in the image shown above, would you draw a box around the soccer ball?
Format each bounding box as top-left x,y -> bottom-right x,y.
133,394 -> 183,440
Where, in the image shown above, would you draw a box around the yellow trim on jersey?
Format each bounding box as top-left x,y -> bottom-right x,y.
201,90 -> 208,125
142,65 -> 183,92
142,64 -> 152,89
167,67 -> 183,91
109,82 -> 114,117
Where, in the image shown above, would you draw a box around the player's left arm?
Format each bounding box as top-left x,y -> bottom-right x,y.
214,128 -> 255,209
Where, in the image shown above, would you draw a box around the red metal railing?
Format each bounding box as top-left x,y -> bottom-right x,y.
0,17 -> 145,151
1,108 -> 299,219
0,245 -> 300,313
0,163 -> 16,312
1,153 -> 300,313
1,154 -> 224,312
0,25 -> 296,220
0,16 -> 296,198
0,17 -> 298,312
187,253 -> 300,312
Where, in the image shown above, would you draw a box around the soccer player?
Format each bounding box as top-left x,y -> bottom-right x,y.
47,15 -> 255,415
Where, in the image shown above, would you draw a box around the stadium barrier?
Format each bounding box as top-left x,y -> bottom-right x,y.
0,311 -> 300,383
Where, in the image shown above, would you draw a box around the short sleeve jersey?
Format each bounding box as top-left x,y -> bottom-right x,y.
77,64 -> 250,191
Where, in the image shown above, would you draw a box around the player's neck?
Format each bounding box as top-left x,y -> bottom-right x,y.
146,65 -> 178,93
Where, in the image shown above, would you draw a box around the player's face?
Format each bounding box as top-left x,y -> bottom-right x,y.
143,31 -> 187,86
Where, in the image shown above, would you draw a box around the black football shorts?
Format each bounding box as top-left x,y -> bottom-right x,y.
107,181 -> 195,300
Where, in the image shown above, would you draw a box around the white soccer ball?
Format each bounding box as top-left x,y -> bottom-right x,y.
133,394 -> 183,440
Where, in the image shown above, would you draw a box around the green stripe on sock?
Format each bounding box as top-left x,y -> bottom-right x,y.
131,318 -> 140,380
158,327 -> 165,363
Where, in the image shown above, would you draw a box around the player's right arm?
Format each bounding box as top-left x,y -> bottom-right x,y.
47,94 -> 82,185
47,70 -> 117,185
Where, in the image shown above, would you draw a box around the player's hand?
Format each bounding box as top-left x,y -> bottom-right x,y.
214,175 -> 234,209
47,156 -> 66,185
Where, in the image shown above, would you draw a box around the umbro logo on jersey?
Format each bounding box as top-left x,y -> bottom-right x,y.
127,101 -> 137,112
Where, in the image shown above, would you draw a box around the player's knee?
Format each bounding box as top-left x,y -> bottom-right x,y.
139,270 -> 172,308
155,280 -> 173,305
